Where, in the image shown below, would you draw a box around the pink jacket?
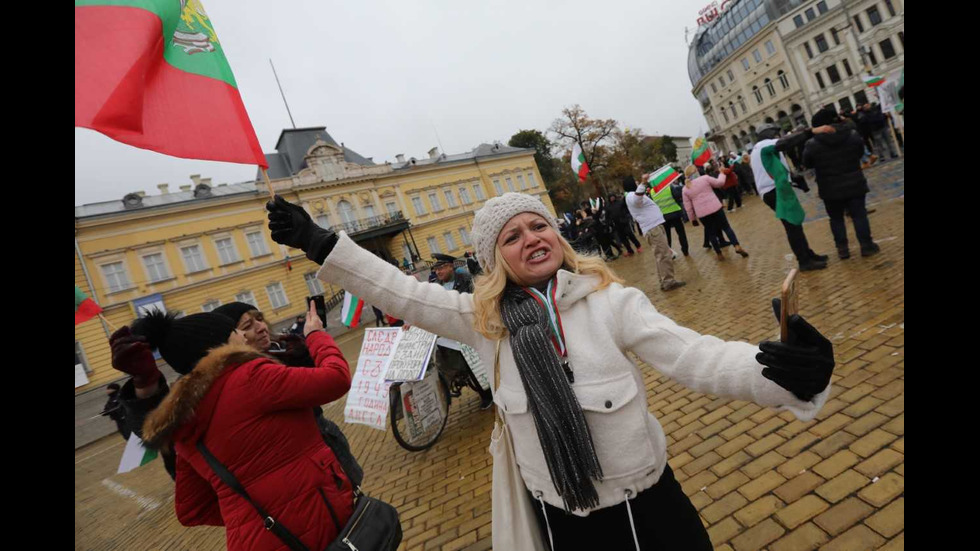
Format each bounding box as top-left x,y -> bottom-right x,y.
682,173 -> 727,220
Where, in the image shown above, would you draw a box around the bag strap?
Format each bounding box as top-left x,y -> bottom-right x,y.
195,441 -> 311,551
492,339 -> 503,424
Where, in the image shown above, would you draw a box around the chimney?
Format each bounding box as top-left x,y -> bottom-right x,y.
135,191 -> 146,197
190,174 -> 202,185
157,183 -> 170,194
428,147 -> 440,159
395,154 -> 405,163
200,177 -> 212,186
180,185 -> 192,192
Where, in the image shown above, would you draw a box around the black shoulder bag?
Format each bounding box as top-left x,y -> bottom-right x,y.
196,441 -> 401,551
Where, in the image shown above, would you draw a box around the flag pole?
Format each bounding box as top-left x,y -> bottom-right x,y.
99,313 -> 119,332
261,167 -> 276,200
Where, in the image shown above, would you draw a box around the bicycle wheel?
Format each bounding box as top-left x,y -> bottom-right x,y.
389,372 -> 451,452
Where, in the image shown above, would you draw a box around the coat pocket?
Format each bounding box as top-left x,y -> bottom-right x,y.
573,373 -> 656,478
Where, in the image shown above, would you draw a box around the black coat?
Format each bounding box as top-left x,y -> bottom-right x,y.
605,198 -> 633,229
802,129 -> 869,201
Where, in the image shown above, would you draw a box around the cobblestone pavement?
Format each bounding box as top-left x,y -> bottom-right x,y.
75,160 -> 904,551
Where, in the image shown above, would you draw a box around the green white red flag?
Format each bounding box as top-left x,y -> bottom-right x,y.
341,292 -> 364,328
691,137 -> 712,167
571,143 -> 590,182
864,75 -> 886,88
117,433 -> 158,474
647,165 -> 680,194
75,0 -> 268,168
75,286 -> 103,325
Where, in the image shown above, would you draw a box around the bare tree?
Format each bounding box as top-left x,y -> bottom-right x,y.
549,105 -> 618,196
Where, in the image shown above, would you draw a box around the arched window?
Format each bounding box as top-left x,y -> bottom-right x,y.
729,101 -> 737,119
764,116 -> 775,123
753,86 -> 763,105
337,200 -> 356,225
765,78 -> 775,97
721,106 -> 729,123
749,126 -> 758,141
732,135 -> 742,150
738,96 -> 747,114
778,70 -> 789,90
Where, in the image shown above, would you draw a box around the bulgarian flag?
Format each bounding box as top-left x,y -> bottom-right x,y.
75,286 -> 103,325
571,143 -> 590,182
864,75 -> 886,88
761,145 -> 805,226
118,433 -> 158,474
75,0 -> 268,168
691,137 -> 712,167
341,291 -> 364,328
647,165 -> 680,194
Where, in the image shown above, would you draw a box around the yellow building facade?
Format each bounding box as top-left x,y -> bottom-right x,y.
75,127 -> 554,395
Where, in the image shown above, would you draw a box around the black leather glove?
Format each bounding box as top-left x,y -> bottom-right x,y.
757,298 -> 834,402
791,174 -> 810,193
266,195 -> 338,264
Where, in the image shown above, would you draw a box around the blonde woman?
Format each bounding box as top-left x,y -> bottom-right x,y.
267,193 -> 835,550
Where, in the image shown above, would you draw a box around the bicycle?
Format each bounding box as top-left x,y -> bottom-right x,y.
388,344 -> 488,452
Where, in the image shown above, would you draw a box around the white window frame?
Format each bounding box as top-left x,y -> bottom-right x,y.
411,196 -> 427,216
459,227 -> 472,247
493,179 -> 504,196
305,272 -> 324,295
202,300 -> 221,313
427,236 -> 441,255
517,175 -> 527,190
385,201 -> 399,215
180,244 -> 208,273
245,230 -> 270,257
528,172 -> 538,188
459,187 -> 473,205
316,214 -> 331,228
100,261 -> 131,293
428,192 -> 443,212
141,252 -> 170,283
444,232 -> 458,252
765,40 -> 776,56
752,49 -> 762,63
266,282 -> 289,309
214,237 -> 240,265
473,183 -> 486,200
235,290 -> 258,308
363,204 -> 377,219
742,58 -> 750,71
443,189 -> 458,208
505,177 -> 515,192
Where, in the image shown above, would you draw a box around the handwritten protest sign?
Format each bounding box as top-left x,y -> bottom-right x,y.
385,326 -> 438,382
400,369 -> 446,439
344,328 -> 402,430
460,344 -> 490,390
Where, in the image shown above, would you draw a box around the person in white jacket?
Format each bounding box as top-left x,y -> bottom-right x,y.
266,192 -> 835,551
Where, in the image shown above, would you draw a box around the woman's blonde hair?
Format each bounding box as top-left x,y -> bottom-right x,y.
472,233 -> 624,340
684,164 -> 699,184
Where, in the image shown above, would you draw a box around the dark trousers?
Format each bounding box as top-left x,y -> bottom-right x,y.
662,217 -> 688,254
529,464 -> 712,551
726,187 -> 742,210
616,224 -> 642,254
763,190 -> 815,263
824,194 -> 873,248
597,233 -> 622,258
700,210 -> 739,252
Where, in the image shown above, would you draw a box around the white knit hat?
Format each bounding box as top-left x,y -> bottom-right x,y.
471,192 -> 558,273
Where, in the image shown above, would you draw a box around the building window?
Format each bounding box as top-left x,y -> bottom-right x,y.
804,43 -> 813,59
235,290 -> 257,308
817,1 -> 828,14
842,58 -> 853,77
815,34 -> 829,53
266,282 -> 288,309
880,38 -> 897,60
517,175 -> 527,190
493,179 -> 504,195
778,70 -> 789,89
868,47 -> 878,65
428,192 -> 442,212
215,237 -> 239,265
815,72 -> 826,89
246,231 -> 269,257
738,96 -> 747,114
473,183 -> 486,200
459,227 -> 472,247
753,86 -> 763,104
427,236 -> 441,255
202,300 -> 221,313
793,14 -> 804,28
898,32 -> 904,47
853,15 -> 865,33
727,69 -> 734,82
142,253 -> 169,283
830,27 -> 841,46
765,40 -> 776,56
827,65 -> 841,84
402,244 -> 413,263
710,82 -> 717,93
805,7 -> 816,21
101,262 -> 130,293
337,200 -> 357,224
305,272 -> 324,295
316,214 -> 330,228
528,173 -> 538,188
855,90 -> 869,106
721,106 -> 729,123
867,6 -> 882,26
839,97 -> 854,112
505,177 -> 515,192
741,58 -> 750,71
752,49 -> 762,63
444,232 -> 458,251
718,75 -> 725,87
764,78 -> 775,97
443,189 -> 458,208
181,245 -> 208,273
363,205 -> 376,219
385,201 -> 399,215
884,0 -> 896,17
459,187 -> 473,205
411,196 -> 426,215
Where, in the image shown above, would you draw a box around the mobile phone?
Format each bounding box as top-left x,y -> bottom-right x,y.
308,295 -> 327,323
780,269 -> 799,343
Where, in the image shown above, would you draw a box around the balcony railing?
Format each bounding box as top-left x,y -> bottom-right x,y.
328,211 -> 407,235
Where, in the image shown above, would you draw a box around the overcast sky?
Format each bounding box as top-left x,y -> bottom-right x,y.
75,0 -> 712,206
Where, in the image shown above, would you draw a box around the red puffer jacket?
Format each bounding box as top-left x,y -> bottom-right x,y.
143,332 -> 353,551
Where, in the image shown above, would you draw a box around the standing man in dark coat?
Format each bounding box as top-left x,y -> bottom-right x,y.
803,107 -> 881,259
606,190 -> 642,256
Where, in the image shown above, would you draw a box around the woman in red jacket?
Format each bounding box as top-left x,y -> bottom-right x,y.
139,302 -> 354,551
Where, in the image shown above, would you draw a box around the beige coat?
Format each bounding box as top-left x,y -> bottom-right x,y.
319,232 -> 829,514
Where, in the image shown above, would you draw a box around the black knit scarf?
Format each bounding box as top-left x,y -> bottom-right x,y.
499,282 -> 603,511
